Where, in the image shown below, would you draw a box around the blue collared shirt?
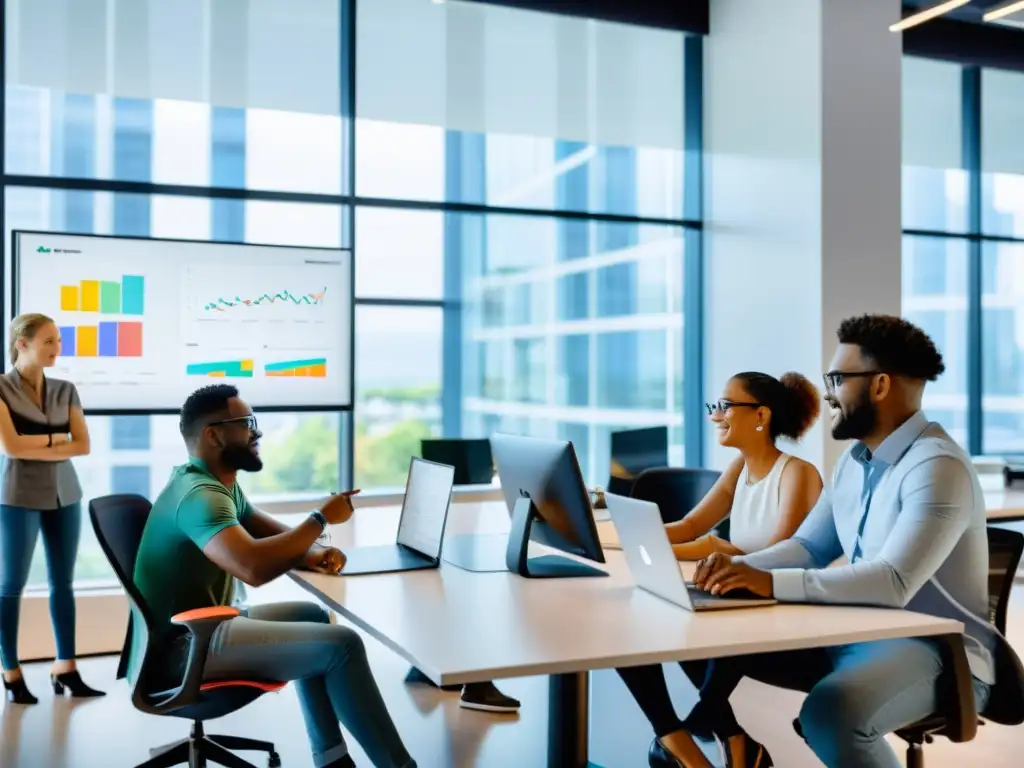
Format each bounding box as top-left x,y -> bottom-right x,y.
740,411 -> 996,683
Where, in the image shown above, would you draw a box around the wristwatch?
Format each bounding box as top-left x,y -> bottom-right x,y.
309,509 -> 328,533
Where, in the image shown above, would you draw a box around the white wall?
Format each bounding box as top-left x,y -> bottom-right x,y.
702,0 -> 903,479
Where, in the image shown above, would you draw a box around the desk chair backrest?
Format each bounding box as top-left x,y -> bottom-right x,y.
981,526 -> 1024,726
630,468 -> 721,525
88,494 -> 157,711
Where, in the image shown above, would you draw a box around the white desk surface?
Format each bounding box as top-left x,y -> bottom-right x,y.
289,502 -> 962,687
985,490 -> 1024,521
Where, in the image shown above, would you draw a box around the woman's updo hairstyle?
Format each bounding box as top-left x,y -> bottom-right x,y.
731,371 -> 821,441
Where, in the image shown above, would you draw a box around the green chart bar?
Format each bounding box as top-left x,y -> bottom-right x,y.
100,281 -> 121,314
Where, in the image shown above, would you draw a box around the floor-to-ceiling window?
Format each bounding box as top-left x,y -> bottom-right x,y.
902,56 -> 1024,457
2,2 -> 702,596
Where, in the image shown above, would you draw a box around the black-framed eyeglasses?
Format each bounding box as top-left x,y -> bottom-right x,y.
208,414 -> 259,432
823,370 -> 883,395
705,399 -> 761,416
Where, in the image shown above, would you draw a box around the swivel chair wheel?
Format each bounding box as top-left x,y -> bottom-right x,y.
269,752 -> 282,767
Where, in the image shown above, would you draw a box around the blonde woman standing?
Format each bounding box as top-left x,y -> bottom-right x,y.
0,313 -> 103,704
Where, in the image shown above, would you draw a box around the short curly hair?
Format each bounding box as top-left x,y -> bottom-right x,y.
837,314 -> 945,382
180,384 -> 239,442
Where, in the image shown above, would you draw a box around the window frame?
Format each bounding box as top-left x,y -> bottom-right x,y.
903,61 -> 1024,457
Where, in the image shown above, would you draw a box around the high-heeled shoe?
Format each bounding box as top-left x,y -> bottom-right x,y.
3,676 -> 38,705
723,733 -> 774,768
648,737 -> 685,768
50,670 -> 105,698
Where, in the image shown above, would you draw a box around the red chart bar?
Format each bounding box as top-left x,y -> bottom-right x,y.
117,322 -> 143,357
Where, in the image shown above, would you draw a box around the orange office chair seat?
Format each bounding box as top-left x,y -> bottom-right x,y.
90,494 -> 286,768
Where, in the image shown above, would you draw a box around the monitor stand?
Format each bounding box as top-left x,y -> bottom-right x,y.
505,497 -> 607,579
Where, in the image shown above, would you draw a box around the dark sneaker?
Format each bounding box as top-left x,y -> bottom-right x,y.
459,681 -> 520,713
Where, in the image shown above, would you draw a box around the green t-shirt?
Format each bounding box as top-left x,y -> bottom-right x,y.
126,458 -> 253,685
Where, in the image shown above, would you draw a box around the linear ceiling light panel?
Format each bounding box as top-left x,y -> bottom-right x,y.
984,0 -> 1024,21
889,0 -> 971,32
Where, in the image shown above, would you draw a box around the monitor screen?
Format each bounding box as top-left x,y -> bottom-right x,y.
12,231 -> 353,413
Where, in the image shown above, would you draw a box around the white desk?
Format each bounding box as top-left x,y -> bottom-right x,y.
986,490 -> 1024,523
290,502 -> 964,768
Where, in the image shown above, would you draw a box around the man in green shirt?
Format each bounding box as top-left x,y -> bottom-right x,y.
130,384 -> 415,768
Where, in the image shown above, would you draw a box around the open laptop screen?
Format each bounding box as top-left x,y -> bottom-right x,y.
396,458 -> 456,559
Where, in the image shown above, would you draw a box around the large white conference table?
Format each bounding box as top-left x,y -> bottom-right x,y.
288,500 -> 967,768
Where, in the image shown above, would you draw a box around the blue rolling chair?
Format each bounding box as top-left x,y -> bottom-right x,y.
90,494 -> 284,768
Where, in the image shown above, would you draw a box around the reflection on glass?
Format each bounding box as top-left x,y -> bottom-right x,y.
901,236 -> 969,446
981,243 -> 1024,453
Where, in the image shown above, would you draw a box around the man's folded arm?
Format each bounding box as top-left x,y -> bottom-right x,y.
738,489 -> 842,578
768,455 -> 974,606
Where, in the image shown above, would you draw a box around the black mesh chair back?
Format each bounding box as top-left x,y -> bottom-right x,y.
981,526 -> 1024,726
88,494 -> 157,707
630,468 -> 721,525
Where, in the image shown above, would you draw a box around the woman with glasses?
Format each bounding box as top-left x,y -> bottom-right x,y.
666,371 -> 824,563
0,313 -> 104,705
615,371 -> 824,768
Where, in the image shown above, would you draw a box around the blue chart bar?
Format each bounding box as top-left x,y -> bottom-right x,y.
59,326 -> 76,356
122,275 -> 145,315
98,322 -> 118,357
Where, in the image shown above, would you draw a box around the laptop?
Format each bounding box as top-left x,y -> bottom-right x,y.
338,457 -> 456,575
605,494 -> 776,610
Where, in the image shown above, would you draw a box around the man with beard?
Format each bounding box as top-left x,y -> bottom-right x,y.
129,384 -> 416,768
647,315 -> 997,768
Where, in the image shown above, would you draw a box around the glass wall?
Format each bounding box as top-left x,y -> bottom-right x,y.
902,58 -> 1024,456
2,0 -> 701,588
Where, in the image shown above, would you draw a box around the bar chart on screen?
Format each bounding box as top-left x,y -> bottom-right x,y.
15,230 -> 353,411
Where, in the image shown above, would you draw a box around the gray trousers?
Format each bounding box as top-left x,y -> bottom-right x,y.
203,600 -> 416,768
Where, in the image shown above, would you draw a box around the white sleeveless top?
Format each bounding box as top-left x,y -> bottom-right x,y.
728,453 -> 792,555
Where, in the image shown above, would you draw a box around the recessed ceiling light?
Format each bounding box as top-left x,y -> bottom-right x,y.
889,0 -> 971,32
984,0 -> 1024,21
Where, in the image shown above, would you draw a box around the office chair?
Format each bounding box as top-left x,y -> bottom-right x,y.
792,526 -> 1024,768
89,494 -> 284,768
629,467 -> 721,525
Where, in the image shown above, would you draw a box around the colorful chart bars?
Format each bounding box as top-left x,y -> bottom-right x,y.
60,322 -> 143,357
205,287 -> 327,312
60,275 -> 145,315
186,360 -> 255,378
264,358 -> 327,377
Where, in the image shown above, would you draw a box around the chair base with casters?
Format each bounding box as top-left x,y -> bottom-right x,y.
141,718 -> 282,768
136,679 -> 287,768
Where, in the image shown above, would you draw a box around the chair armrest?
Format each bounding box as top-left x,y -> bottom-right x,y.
938,632 -> 978,744
147,607 -> 240,713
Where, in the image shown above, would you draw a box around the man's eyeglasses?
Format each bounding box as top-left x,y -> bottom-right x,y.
705,400 -> 760,416
822,371 -> 882,396
208,415 -> 259,432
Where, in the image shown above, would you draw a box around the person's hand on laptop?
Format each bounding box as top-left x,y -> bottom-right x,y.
320,489 -> 360,525
693,552 -> 773,598
303,545 -> 347,574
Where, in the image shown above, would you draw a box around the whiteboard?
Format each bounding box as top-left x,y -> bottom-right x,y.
12,231 -> 352,413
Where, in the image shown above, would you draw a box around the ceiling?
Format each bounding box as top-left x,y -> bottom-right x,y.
902,0 -> 1024,28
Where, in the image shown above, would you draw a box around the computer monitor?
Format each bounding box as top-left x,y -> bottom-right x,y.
490,433 -> 607,579
607,426 -> 669,496
421,438 -> 494,486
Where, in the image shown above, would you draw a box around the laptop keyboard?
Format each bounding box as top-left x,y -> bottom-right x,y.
686,583 -> 766,603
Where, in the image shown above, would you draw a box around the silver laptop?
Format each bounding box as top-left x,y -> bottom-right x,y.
339,457 -> 455,575
605,494 -> 776,611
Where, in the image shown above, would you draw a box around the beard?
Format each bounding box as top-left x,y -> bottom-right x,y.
222,443 -> 264,472
830,390 -> 879,441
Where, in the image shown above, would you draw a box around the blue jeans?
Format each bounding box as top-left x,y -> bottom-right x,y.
202,601 -> 415,768
620,638 -> 990,768
0,503 -> 81,670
